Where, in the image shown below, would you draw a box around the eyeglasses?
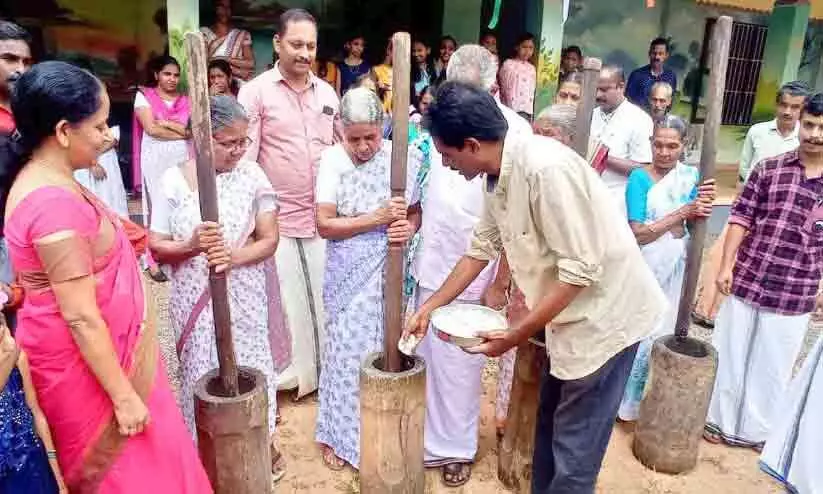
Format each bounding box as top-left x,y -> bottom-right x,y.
214,136 -> 252,151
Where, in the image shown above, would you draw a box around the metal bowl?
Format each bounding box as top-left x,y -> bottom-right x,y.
431,303 -> 508,348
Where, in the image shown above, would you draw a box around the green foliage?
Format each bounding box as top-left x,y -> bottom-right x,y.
169,22 -> 194,92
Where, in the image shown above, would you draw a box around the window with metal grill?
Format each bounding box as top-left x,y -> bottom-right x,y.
691,18 -> 768,125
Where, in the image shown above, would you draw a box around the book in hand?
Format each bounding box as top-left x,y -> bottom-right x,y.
589,143 -> 609,175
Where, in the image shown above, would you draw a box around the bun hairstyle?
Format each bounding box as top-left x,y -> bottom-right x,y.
0,61 -> 103,228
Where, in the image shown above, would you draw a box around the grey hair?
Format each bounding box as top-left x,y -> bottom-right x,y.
534,104 -> 578,138
601,65 -> 625,84
654,114 -> 688,141
777,80 -> 811,102
446,44 -> 499,92
650,81 -> 673,100
340,87 -> 384,126
210,95 -> 248,133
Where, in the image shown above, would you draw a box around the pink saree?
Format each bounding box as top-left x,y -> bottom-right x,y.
5,186 -> 212,493
131,86 -> 191,192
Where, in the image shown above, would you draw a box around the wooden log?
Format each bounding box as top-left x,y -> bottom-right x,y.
498,340 -> 547,492
184,31 -> 239,396
571,57 -> 602,159
360,353 -> 426,494
383,32 -> 412,373
195,367 -> 272,494
674,16 -> 732,340
633,337 -> 718,473
633,16 -> 732,474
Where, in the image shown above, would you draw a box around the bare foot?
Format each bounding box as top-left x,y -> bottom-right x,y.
271,443 -> 286,482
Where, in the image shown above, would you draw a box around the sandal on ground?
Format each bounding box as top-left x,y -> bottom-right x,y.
321,446 -> 346,471
271,444 -> 286,482
691,311 -> 715,329
441,463 -> 471,488
703,429 -> 722,445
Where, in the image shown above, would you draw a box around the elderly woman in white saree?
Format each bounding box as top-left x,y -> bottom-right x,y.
618,115 -> 715,421
314,87 -> 421,471
148,95 -> 291,481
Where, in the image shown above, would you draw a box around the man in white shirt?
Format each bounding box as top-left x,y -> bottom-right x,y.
590,65 -> 654,216
738,81 -> 809,183
406,44 -> 531,487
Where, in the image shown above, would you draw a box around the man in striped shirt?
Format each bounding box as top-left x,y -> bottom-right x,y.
705,93 -> 823,451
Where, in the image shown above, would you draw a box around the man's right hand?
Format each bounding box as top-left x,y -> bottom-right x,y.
716,266 -> 733,296
403,308 -> 432,341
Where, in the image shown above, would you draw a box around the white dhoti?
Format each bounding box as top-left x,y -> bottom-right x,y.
706,296 -> 810,446
275,235 -> 326,398
760,334 -> 823,494
415,287 -> 487,465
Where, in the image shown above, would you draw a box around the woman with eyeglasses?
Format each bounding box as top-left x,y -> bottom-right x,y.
149,95 -> 289,481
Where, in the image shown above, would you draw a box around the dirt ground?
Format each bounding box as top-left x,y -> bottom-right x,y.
270,360 -> 782,494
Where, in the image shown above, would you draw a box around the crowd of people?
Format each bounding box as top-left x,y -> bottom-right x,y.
0,5 -> 821,494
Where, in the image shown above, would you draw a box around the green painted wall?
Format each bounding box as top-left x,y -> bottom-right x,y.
442,0 -> 483,44
753,1 -> 811,122
167,0 -> 199,91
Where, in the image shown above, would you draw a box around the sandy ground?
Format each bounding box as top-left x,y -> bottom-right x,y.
147,272 -> 821,494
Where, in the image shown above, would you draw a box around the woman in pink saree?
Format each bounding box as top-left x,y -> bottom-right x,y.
2,62 -> 211,493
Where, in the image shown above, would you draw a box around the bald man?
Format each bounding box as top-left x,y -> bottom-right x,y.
590,65 -> 654,217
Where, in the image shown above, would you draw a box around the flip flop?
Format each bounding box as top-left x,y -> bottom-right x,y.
691,311 -> 715,329
703,429 -> 722,445
442,463 -> 471,488
322,446 -> 346,471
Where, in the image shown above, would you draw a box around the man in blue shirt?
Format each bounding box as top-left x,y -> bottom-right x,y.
626,37 -> 677,108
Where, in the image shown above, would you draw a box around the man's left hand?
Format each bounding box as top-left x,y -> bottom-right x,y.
464,330 -> 517,357
813,291 -> 823,322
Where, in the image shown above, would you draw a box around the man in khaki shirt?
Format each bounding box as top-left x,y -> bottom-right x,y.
405,81 -> 667,493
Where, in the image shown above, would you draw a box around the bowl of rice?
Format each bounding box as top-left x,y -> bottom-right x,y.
430,303 -> 508,348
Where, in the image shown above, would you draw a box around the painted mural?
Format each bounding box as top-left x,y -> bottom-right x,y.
3,0 -> 166,103
534,0 -> 564,113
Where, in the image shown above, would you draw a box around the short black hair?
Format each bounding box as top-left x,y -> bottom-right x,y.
777,80 -> 811,102
479,30 -> 496,42
278,8 -> 316,36
440,35 -> 458,48
0,21 -> 31,44
515,33 -> 535,46
802,93 -> 823,118
562,45 -> 582,58
424,81 -> 508,148
649,37 -> 670,53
